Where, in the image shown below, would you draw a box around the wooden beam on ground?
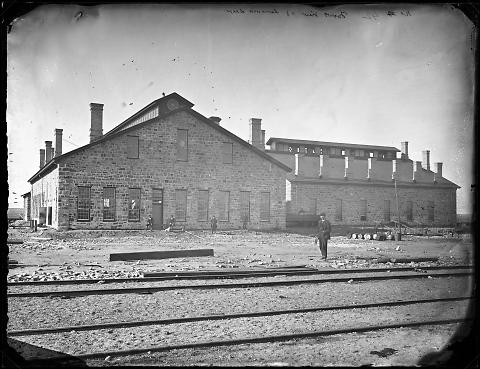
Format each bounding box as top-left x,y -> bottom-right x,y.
7,240 -> 23,244
109,249 -> 214,261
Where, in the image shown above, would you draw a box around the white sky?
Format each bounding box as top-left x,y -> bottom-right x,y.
7,3 -> 475,214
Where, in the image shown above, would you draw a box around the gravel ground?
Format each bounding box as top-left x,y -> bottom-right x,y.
13,301 -> 469,358
6,227 -> 474,366
8,277 -> 472,331
82,325 -> 461,366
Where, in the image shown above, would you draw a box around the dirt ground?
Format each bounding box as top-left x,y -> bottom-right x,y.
6,226 -> 475,366
7,226 -> 472,282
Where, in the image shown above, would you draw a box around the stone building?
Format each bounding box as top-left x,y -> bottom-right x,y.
27,93 -> 291,230
259,132 -> 459,227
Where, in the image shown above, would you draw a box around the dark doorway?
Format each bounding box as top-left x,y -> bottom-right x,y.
47,207 -> 52,225
39,207 -> 46,226
152,188 -> 164,230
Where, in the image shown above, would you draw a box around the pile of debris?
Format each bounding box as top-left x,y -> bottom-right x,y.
8,268 -> 144,282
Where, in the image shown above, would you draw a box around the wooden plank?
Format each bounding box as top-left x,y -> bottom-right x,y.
109,249 -> 214,261
7,240 -> 24,244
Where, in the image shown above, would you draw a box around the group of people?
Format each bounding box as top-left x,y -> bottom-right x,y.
146,211 -> 332,260
146,214 -> 219,233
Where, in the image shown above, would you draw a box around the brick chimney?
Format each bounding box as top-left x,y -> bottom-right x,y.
39,149 -> 45,169
249,118 -> 263,150
367,157 -> 373,179
294,153 -> 299,176
344,156 -> 349,178
401,141 -> 409,159
413,160 -> 422,181
45,141 -> 53,162
90,103 -> 104,143
422,150 -> 430,171
209,116 -> 221,125
434,162 -> 443,182
54,128 -> 63,157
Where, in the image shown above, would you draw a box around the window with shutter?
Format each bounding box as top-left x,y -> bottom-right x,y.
127,136 -> 139,159
218,191 -> 230,221
176,129 -> 188,161
197,190 -> 209,221
384,200 -> 391,222
260,192 -> 270,221
240,191 -> 250,221
175,189 -> 187,221
335,199 -> 342,221
360,199 -> 367,221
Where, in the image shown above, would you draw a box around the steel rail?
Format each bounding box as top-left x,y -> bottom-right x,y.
7,271 -> 473,298
7,296 -> 472,337
7,265 -> 473,287
31,317 -> 472,362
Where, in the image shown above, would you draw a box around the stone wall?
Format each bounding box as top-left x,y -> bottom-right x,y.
288,181 -> 457,226
54,110 -> 288,230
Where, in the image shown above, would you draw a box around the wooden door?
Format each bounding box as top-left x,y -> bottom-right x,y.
152,189 -> 164,230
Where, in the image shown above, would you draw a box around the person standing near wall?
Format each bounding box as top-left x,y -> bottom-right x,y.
211,215 -> 217,234
146,215 -> 153,231
169,215 -> 176,228
317,212 -> 331,260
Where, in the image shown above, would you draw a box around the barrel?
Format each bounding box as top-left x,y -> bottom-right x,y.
364,233 -> 372,240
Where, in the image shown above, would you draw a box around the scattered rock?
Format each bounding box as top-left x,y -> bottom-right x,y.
370,348 -> 397,357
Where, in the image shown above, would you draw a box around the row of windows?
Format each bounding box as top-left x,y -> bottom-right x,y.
126,130 -> 234,163
332,199 -> 434,222
77,186 -> 271,223
78,187 -> 141,222
170,190 -> 270,222
275,143 -> 395,159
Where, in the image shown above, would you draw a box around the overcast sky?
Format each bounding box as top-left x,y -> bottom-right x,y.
7,3 -> 475,214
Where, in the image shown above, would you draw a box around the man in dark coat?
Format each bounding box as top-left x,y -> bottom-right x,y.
211,215 -> 217,234
317,212 -> 331,260
169,215 -> 176,228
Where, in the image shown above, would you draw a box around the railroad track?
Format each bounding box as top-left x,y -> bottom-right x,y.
7,264 -> 473,286
7,269 -> 473,298
45,318 -> 473,362
8,296 -> 471,337
9,266 -> 473,365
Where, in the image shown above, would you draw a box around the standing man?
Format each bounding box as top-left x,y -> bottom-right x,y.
146,215 -> 153,231
169,215 -> 176,228
317,212 -> 331,260
242,215 -> 248,230
211,215 -> 217,234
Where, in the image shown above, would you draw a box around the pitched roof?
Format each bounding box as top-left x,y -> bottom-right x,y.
28,93 -> 291,183
266,137 -> 400,152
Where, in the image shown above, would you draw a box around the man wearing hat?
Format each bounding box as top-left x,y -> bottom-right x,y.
316,212 -> 331,260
